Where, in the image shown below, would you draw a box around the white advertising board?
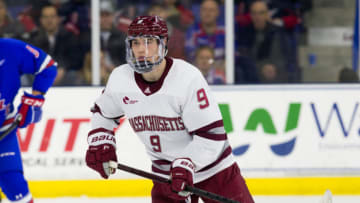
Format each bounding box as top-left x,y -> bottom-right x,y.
16,85 -> 360,181
212,85 -> 360,177
17,87 -> 150,180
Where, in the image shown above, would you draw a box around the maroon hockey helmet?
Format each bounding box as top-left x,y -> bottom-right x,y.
126,16 -> 169,73
127,15 -> 168,39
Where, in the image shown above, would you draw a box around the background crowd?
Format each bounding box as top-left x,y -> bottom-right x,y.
1,0 -> 357,85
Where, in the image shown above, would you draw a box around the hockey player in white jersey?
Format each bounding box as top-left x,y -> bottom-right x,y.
85,15 -> 254,203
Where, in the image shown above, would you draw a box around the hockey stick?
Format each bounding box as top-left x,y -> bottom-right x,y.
0,115 -> 21,141
109,161 -> 240,203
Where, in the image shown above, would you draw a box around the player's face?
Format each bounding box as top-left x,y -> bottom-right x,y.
196,48 -> 214,74
131,37 -> 159,61
125,35 -> 167,73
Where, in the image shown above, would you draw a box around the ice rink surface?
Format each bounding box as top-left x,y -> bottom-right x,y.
2,195 -> 360,203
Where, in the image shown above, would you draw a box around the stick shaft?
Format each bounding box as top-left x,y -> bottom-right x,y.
0,118 -> 20,141
115,162 -> 239,203
116,162 -> 169,183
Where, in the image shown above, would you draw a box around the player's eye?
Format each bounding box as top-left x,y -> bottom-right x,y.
146,38 -> 155,44
132,40 -> 140,46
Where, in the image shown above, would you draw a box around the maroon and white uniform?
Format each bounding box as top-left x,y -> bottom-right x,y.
89,57 -> 234,183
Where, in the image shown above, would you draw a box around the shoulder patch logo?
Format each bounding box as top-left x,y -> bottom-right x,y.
123,96 -> 138,104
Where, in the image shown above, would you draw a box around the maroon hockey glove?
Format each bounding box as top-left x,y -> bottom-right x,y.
167,158 -> 195,200
86,129 -> 117,179
86,144 -> 117,179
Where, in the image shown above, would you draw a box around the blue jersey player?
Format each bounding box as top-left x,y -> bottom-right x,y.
0,38 -> 57,203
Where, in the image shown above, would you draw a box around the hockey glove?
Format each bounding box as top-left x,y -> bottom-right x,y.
17,92 -> 45,128
168,158 -> 195,200
86,129 -> 117,179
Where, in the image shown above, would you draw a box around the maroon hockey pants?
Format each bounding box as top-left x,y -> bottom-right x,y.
151,163 -> 255,203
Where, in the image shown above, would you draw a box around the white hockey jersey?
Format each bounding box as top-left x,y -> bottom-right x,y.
89,57 -> 235,183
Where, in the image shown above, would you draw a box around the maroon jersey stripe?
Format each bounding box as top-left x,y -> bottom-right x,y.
91,104 -> 102,114
189,120 -> 224,135
152,159 -> 171,165
88,128 -> 114,136
196,132 -> 227,140
152,165 -> 170,175
91,103 -> 124,119
198,146 -> 232,172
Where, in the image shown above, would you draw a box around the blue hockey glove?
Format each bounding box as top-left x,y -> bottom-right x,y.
17,92 -> 45,128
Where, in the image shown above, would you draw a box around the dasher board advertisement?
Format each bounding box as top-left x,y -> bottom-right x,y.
14,85 -> 360,180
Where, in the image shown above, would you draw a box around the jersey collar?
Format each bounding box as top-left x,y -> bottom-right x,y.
134,57 -> 173,96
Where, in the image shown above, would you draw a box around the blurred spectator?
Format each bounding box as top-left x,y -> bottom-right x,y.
49,0 -> 69,7
17,8 -> 37,35
114,1 -> 145,33
115,5 -> 133,34
269,0 -> 312,35
189,0 -> 225,26
162,0 -> 194,31
268,0 -> 301,30
195,45 -> 225,84
147,3 -> 186,59
80,0 -> 126,85
185,0 -> 225,71
0,0 -> 26,39
25,0 -> 52,27
236,0 -> 300,83
99,0 -> 126,67
30,4 -> 83,85
82,51 -> 113,85
58,0 -> 90,36
338,67 -> 359,83
235,0 -> 312,32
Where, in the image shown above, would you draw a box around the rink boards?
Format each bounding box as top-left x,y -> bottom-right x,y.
13,85 -> 360,197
